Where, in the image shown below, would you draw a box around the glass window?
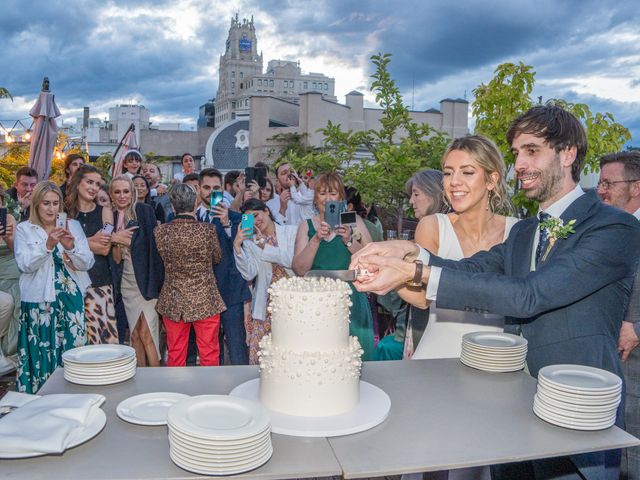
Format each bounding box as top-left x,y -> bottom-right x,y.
313,82 -> 317,89
304,82 -> 308,89
324,83 -> 328,90
258,79 -> 262,86
232,71 -> 235,77
232,82 -> 235,89
232,101 -> 236,109
240,72 -> 243,79
269,79 -> 274,87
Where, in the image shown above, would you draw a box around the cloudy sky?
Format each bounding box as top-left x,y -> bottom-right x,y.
0,0 -> 638,143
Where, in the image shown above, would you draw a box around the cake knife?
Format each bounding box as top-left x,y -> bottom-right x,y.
304,269 -> 370,282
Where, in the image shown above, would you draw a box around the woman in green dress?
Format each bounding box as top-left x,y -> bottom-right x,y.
14,182 -> 94,393
292,172 -> 375,360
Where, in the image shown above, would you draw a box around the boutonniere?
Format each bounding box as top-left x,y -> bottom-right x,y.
540,217 -> 576,261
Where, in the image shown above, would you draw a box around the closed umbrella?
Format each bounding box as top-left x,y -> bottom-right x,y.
110,123 -> 139,177
28,77 -> 60,180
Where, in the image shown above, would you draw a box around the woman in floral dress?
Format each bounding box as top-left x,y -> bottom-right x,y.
14,181 -> 94,393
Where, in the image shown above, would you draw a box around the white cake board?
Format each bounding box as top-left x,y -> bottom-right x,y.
229,379 -> 391,437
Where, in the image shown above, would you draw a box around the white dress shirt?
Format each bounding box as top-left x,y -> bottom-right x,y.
420,184 -> 585,300
14,220 -> 94,303
266,195 -> 305,226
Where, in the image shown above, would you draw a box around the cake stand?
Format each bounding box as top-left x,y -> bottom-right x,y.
229,379 -> 391,437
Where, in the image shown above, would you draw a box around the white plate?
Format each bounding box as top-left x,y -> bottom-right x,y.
461,348 -> 527,360
64,362 -> 137,377
64,369 -> 136,386
460,352 -> 527,365
462,332 -> 528,349
534,404 -> 615,429
169,438 -> 272,463
538,364 -> 622,392
62,344 -> 135,364
534,395 -> 617,420
168,430 -> 271,454
0,408 -> 106,459
170,445 -> 272,475
533,402 -> 616,424
460,357 -> 525,372
167,395 -> 270,440
63,355 -> 136,369
537,376 -> 621,398
168,426 -> 270,448
462,341 -> 528,353
536,388 -> 621,410
168,420 -> 270,445
117,392 -> 188,426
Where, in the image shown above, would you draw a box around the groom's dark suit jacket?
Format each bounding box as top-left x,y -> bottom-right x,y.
431,190 -> 640,381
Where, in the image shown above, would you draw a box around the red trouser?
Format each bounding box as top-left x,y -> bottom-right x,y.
163,314 -> 220,366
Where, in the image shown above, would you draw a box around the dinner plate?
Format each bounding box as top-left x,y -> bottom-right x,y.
64,363 -> 137,377
536,388 -> 621,410
169,445 -> 273,475
0,407 -> 106,459
538,365 -> 622,392
462,341 -> 528,353
169,431 -> 270,455
167,395 -> 270,440
533,402 -> 616,424
461,349 -> 527,360
462,332 -> 528,349
537,376 -> 621,398
169,438 -> 272,463
534,395 -> 617,420
534,404 -> 615,429
168,427 -> 270,449
62,344 -> 135,364
117,392 -> 188,426
460,351 -> 527,364
64,369 -> 136,386
460,357 -> 525,372
168,421 -> 271,446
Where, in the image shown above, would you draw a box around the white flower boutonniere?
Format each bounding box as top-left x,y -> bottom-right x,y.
540,217 -> 576,261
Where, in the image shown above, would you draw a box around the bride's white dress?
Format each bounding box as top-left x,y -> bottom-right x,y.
413,214 -> 519,360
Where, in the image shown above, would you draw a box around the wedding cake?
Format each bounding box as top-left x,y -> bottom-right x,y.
258,277 -> 363,417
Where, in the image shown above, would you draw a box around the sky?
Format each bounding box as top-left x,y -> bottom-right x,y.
0,0 -> 638,144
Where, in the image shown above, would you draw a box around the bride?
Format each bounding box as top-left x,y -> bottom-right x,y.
403,135 -> 518,360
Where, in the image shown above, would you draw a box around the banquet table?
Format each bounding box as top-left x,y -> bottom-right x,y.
4,359 -> 639,479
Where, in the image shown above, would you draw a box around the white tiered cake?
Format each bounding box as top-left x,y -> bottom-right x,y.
258,277 -> 363,417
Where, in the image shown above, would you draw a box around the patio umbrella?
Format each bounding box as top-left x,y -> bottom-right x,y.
110,123 -> 139,177
28,77 -> 61,181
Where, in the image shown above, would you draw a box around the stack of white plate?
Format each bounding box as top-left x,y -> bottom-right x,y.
62,345 -> 136,385
534,364 -> 622,431
460,332 -> 528,372
167,395 -> 272,475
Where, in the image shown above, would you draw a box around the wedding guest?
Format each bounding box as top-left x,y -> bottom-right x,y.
173,152 -> 196,183
65,165 -> 118,344
223,170 -> 241,205
6,167 -> 38,222
197,168 -> 251,364
110,175 -> 164,367
132,174 -> 165,223
350,105 -> 640,479
233,199 -> 297,363
14,181 -> 94,393
59,153 -> 84,199
409,137 -> 518,361
122,150 -> 143,178
597,150 -> 640,479
0,186 -> 19,374
155,183 -> 225,366
259,177 -> 275,202
96,184 -> 111,209
292,172 -> 375,360
143,162 -> 173,219
267,162 -> 306,226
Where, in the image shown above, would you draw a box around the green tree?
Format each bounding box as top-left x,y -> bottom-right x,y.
473,62 -> 631,214
287,53 -> 449,231
0,87 -> 12,100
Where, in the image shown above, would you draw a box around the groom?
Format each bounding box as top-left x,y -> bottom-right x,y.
351,105 -> 640,479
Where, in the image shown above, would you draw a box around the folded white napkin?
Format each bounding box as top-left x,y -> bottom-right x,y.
0,393 -> 105,454
0,391 -> 40,408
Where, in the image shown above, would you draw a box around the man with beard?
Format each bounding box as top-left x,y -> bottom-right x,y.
349,105 -> 640,479
597,151 -> 640,479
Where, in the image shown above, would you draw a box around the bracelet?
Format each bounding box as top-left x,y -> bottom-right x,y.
405,260 -> 423,287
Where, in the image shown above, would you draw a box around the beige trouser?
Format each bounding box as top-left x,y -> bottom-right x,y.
0,290 -> 14,350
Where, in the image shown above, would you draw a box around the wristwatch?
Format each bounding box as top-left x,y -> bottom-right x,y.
405,260 -> 423,287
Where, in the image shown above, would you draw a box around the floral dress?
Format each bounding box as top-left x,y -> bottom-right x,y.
17,248 -> 85,393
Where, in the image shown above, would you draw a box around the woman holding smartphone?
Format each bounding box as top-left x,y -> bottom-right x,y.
14,181 -> 94,393
65,165 -> 118,345
292,172 -> 375,360
233,199 -> 297,364
110,175 -> 164,367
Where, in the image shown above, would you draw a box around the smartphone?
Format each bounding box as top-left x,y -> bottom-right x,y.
340,211 -> 357,226
101,223 -> 114,235
245,167 -> 267,188
241,213 -> 254,239
210,191 -> 224,209
0,208 -> 6,231
56,212 -> 67,229
324,201 -> 345,229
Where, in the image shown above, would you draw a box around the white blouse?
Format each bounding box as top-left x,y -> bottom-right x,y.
14,220 -> 94,303
233,224 -> 297,320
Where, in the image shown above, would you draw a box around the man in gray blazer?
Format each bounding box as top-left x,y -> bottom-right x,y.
351,105 -> 640,479
597,150 -> 640,480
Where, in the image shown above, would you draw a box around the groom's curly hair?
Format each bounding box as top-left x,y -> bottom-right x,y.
507,104 -> 588,183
